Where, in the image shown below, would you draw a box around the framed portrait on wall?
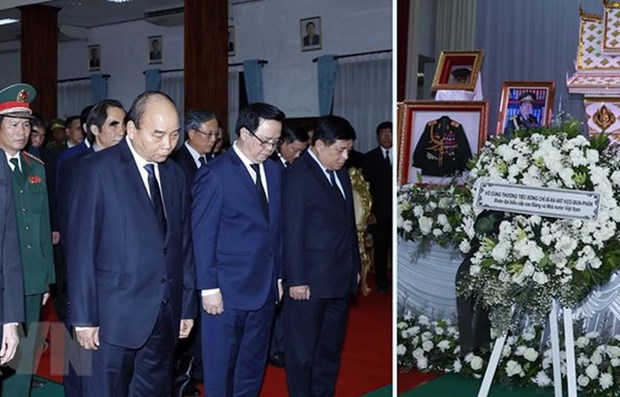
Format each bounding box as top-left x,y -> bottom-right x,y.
228,26 -> 235,56
148,35 -> 163,64
496,81 -> 555,135
584,97 -> 620,136
398,101 -> 489,185
431,50 -> 484,92
300,16 -> 321,51
88,45 -> 101,72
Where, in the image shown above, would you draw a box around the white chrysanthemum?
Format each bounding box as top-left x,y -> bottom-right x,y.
413,205 -> 424,217
599,372 -> 613,390
523,347 -> 539,362
607,345 -> 620,359
533,371 -> 552,387
576,337 -> 590,348
418,217 -> 433,235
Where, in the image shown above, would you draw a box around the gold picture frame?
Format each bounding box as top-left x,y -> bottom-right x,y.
431,50 -> 485,92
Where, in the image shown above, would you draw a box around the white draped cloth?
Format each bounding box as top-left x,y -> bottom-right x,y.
573,271 -> 620,335
397,239 -> 462,317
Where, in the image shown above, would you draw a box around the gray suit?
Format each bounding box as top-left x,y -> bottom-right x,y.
0,149 -> 25,341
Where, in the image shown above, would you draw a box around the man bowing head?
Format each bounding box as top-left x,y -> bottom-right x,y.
193,102 -> 285,396
66,91 -> 196,397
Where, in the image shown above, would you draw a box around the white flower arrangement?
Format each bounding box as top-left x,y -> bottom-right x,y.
456,125 -> 620,331
397,181 -> 470,256
398,309 -> 620,395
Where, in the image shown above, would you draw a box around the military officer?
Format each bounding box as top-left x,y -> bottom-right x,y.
0,83 -> 55,396
504,92 -> 540,137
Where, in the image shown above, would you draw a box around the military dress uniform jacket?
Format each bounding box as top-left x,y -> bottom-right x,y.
412,116 -> 472,177
11,151 -> 55,296
504,113 -> 539,136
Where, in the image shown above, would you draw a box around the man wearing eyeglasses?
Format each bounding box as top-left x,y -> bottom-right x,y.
171,109 -> 221,189
192,102 -> 285,396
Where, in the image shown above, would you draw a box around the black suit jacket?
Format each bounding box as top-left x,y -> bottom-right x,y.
363,147 -> 392,223
282,151 -> 360,298
171,145 -> 199,188
0,150 -> 24,330
66,139 -> 196,348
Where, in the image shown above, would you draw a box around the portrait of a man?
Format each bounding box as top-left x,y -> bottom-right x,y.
148,36 -> 163,64
228,26 -> 235,56
88,45 -> 101,71
300,17 -> 321,51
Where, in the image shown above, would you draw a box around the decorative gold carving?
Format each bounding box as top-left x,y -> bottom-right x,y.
349,167 -> 373,296
593,104 -> 617,131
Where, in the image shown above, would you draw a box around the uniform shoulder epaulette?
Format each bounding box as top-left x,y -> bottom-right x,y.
22,151 -> 44,165
427,120 -> 437,126
510,115 -> 518,121
450,120 -> 460,127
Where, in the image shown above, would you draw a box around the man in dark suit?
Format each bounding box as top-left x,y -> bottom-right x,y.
65,91 -> 196,396
504,92 -> 539,137
170,108 -> 220,396
302,21 -> 320,47
283,115 -> 360,397
363,121 -> 392,293
192,102 -> 285,396
269,123 -> 309,168
0,83 -> 28,371
57,99 -> 125,397
266,123 -> 309,368
171,109 -> 221,187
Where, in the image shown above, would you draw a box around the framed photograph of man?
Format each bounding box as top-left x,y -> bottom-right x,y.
496,81 -> 555,135
300,16 -> 321,51
584,98 -> 620,136
398,101 -> 489,185
88,45 -> 101,72
228,26 -> 235,56
148,35 -> 163,64
431,50 -> 484,92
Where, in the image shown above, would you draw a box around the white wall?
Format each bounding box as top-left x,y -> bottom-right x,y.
0,0 -> 391,118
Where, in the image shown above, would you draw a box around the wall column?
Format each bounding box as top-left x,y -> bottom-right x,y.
184,0 -> 229,132
20,4 -> 59,120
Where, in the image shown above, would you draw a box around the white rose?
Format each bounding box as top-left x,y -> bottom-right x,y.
502,345 -> 511,357
422,340 -> 434,352
523,348 -> 539,362
437,214 -> 448,225
607,346 -> 620,359
585,363 -> 599,379
418,217 -> 433,235
532,272 -> 548,285
418,315 -> 430,325
397,344 -> 406,356
417,357 -> 428,369
437,340 -> 450,352
453,358 -> 462,373
459,240 -> 471,253
611,358 -> 620,367
576,336 -> 590,348
432,228 -> 443,237
402,220 -> 413,232
505,360 -> 523,377
470,355 -> 484,371
413,205 -> 424,217
435,327 -> 444,335
578,375 -> 590,387
412,348 -> 425,360
591,352 -> 603,365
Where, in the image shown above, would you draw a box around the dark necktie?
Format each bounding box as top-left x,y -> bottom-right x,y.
385,150 -> 391,166
198,156 -> 207,167
328,170 -> 344,201
144,163 -> 167,236
250,163 -> 269,217
9,158 -> 20,175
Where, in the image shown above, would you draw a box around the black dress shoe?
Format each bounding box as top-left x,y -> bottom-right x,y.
32,378 -> 47,389
269,352 -> 285,368
184,381 -> 200,396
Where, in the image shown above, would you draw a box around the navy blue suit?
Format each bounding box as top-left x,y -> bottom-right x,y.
171,145 -> 198,188
0,150 -> 24,342
192,147 -> 282,396
65,139 -> 196,396
282,150 -> 360,397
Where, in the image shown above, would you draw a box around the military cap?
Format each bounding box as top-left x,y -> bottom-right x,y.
0,83 -> 36,119
518,92 -> 536,104
50,119 -> 66,131
451,68 -> 471,79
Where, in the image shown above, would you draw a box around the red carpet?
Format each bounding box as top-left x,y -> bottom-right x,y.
36,281 -> 392,396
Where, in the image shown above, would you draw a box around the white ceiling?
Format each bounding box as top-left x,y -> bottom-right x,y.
0,0 -> 185,43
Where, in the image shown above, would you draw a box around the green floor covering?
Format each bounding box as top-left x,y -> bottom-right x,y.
363,384 -> 393,396
401,374 -> 555,397
30,377 -> 65,397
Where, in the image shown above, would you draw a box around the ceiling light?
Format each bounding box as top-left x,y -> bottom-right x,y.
106,0 -> 132,3
0,18 -> 18,26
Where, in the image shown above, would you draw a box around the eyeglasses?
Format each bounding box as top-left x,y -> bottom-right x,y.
248,129 -> 283,148
195,128 -> 222,138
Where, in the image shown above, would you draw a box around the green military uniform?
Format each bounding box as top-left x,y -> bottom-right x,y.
2,150 -> 55,396
0,82 -> 55,396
